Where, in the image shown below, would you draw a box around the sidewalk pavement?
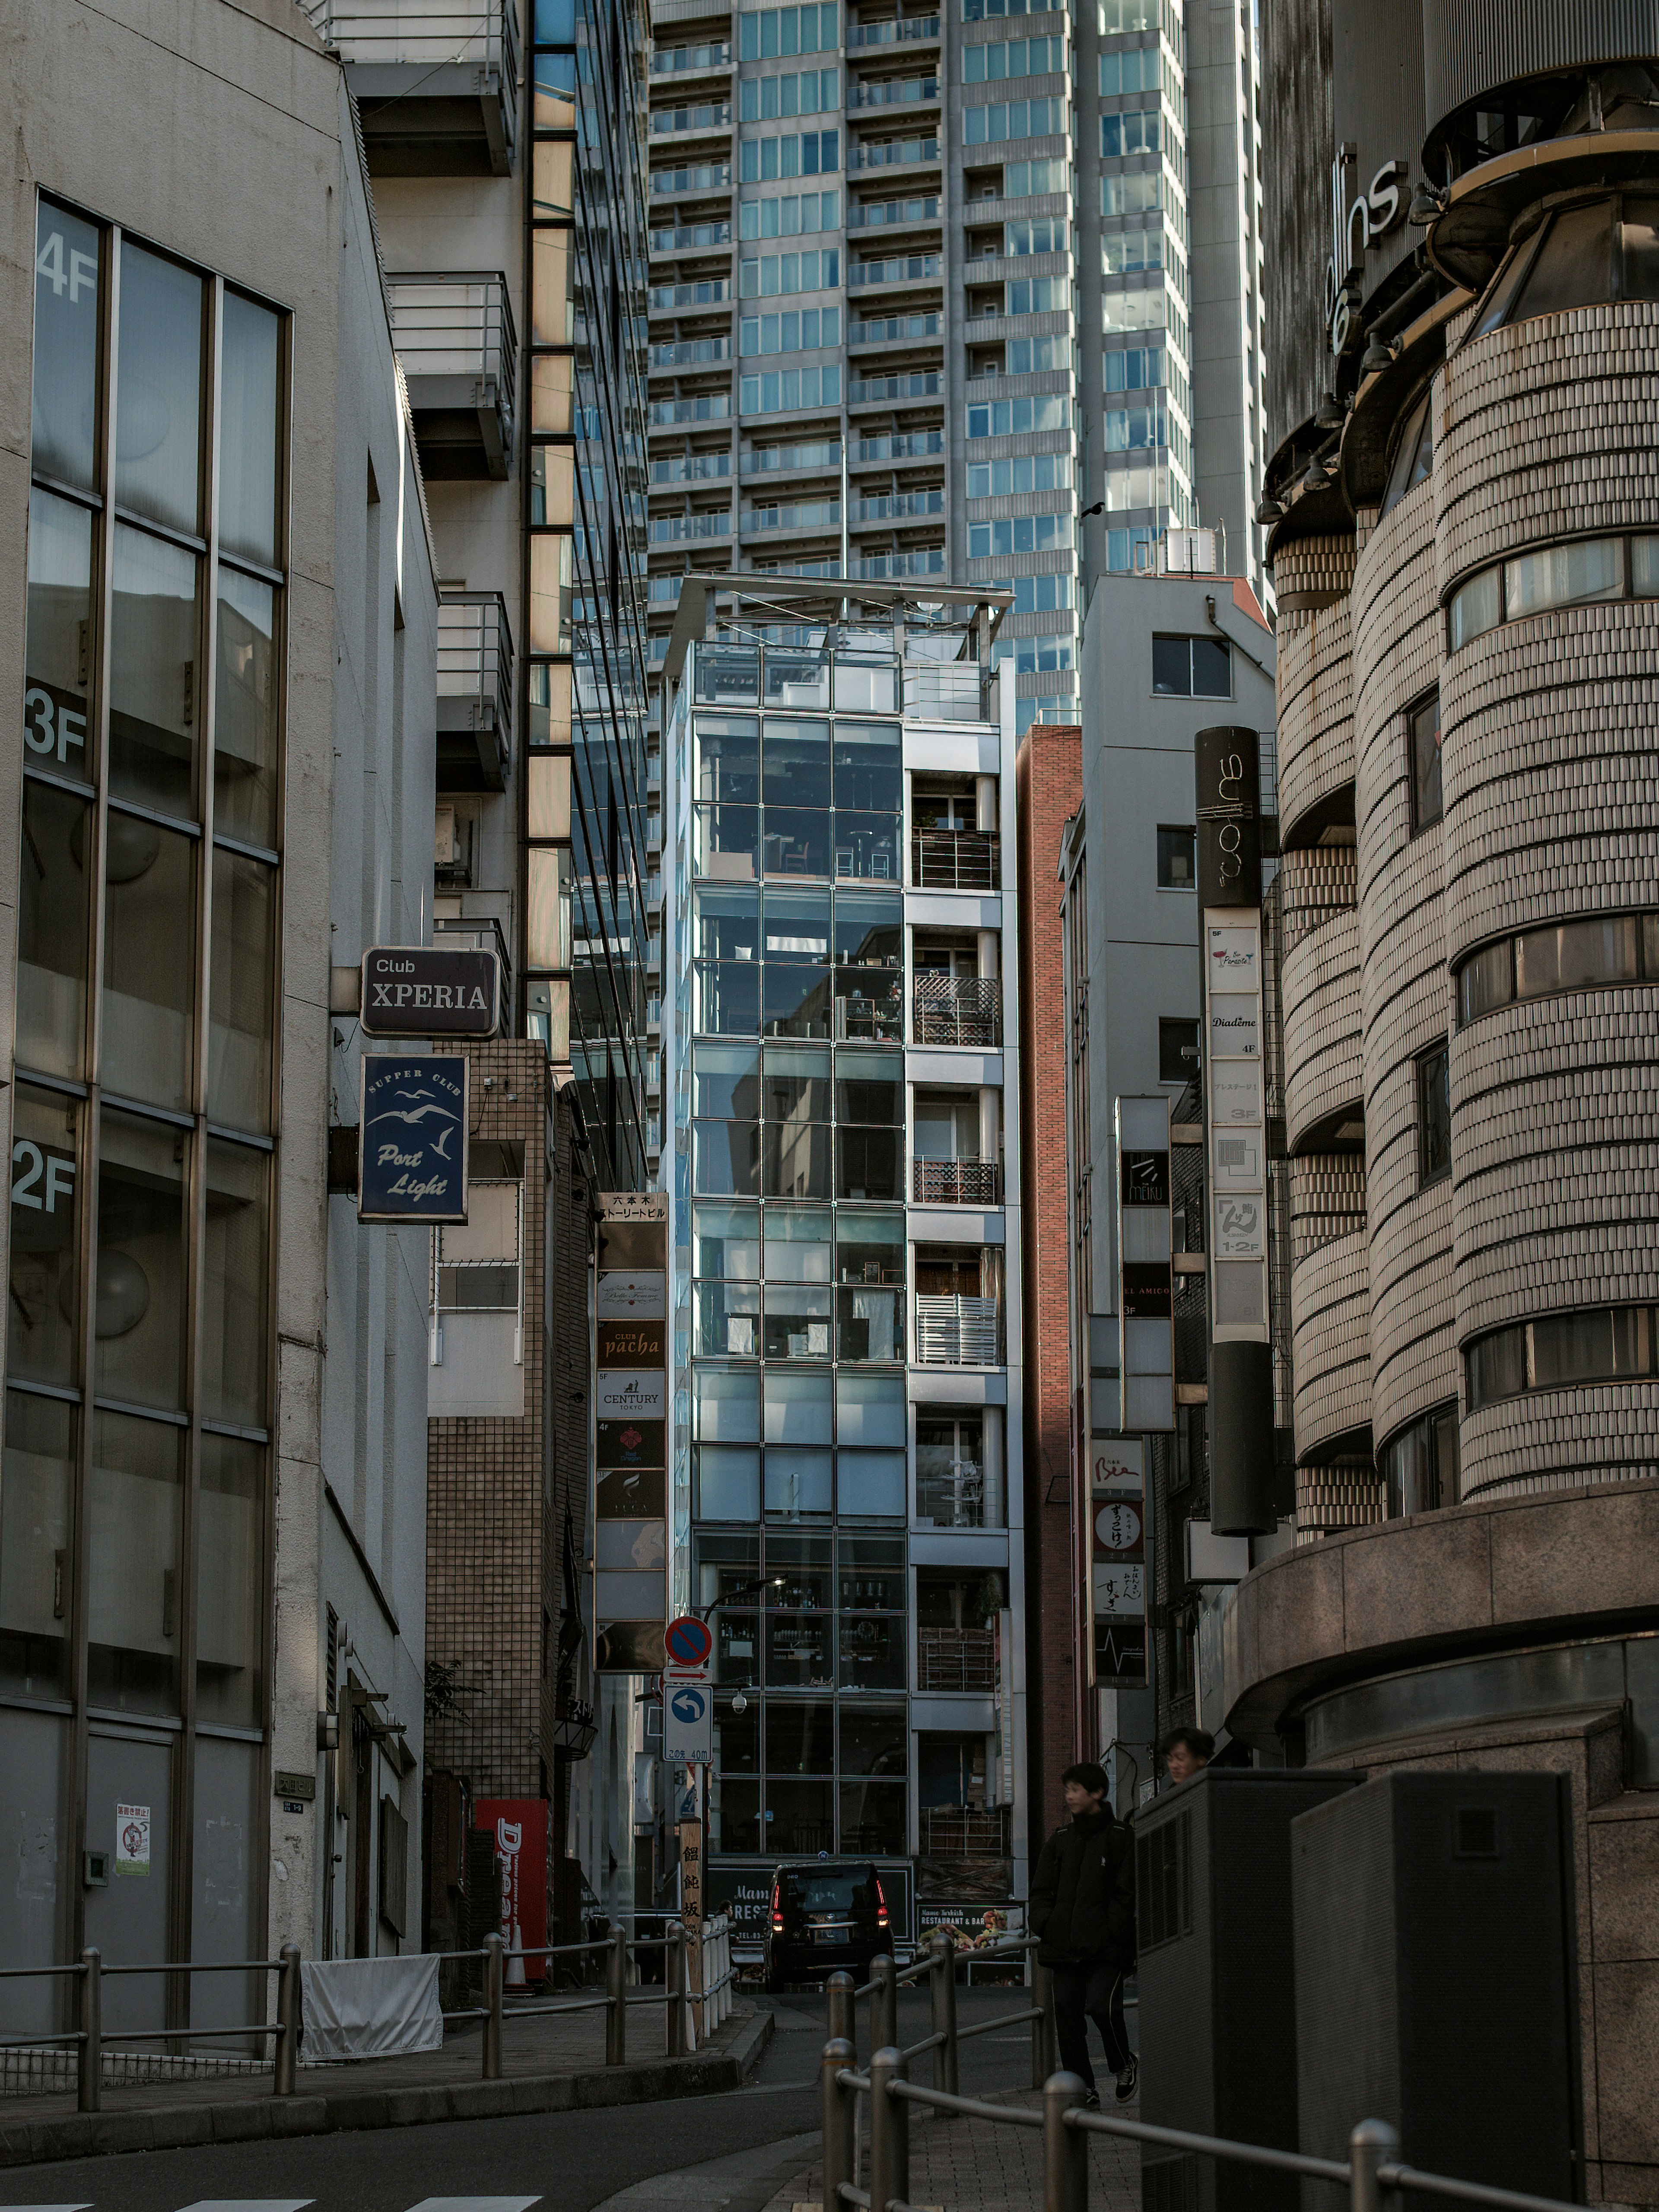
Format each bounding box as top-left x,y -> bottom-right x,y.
761,2088 -> 1141,2212
0,1996 -> 772,2169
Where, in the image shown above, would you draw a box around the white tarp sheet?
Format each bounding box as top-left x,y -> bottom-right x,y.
299,1952 -> 443,2061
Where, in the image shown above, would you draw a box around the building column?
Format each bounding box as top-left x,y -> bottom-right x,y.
982,1405 -> 1004,1528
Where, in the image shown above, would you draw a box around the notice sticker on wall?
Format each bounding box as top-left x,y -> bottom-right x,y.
114,1803 -> 150,1877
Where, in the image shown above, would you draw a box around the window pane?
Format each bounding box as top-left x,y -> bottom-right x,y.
1515,915 -> 1638,999
695,1203 -> 762,1280
840,1779 -> 906,1853
101,814 -> 195,1112
1466,1324 -> 1526,1410
838,1450 -> 906,1516
196,1433 -> 264,1726
764,1368 -> 832,1443
1410,691 -> 1442,831
209,849 -> 274,1132
1457,938 -> 1513,1024
87,1408 -> 183,1715
836,1048 -> 903,1123
1504,537 -> 1623,620
1529,1307 -> 1618,1390
202,1140 -> 267,1428
7,1086 -> 83,1391
763,1120 -> 833,1197
1151,635 -> 1189,694
0,1389 -> 76,1698
763,718 -> 832,806
1631,535 -> 1659,596
709,1776 -> 760,1851
25,488 -> 94,784
17,778 -> 91,1082
1511,199 -> 1617,323
840,1704 -> 906,1773
1418,1044 -> 1451,1181
1449,568 -> 1501,649
214,568 -> 279,846
696,1445 -> 761,1519
1159,1017 -> 1198,1083
833,720 -> 901,811
1156,825 -> 1195,888
115,245 -> 204,536
32,203 -> 102,487
95,1108 -> 188,1412
839,1613 -> 905,1689
765,1774 -> 835,1850
1190,637 -> 1230,697
218,293 -> 281,568
837,1126 -> 902,1200
699,957 -> 765,1034
110,524 -> 200,820
696,1365 -> 761,1441
763,1205 -> 833,1280
765,1448 -> 833,1518
694,1119 -> 762,1195
766,1699 -> 834,1775
714,1693 -> 760,1772
837,1372 -> 906,1444
837,1209 -> 904,1282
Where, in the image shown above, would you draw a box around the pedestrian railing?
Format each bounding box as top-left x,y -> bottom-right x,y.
0,1917 -> 732,2115
818,1976 -> 1582,2212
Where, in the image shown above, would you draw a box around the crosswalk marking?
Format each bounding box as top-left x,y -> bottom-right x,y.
406,2201 -> 543,2211
175,2200 -> 315,2211
4,2202 -> 92,2211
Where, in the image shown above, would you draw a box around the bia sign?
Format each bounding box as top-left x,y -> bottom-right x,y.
359,946 -> 499,1039
1325,154 -> 1406,357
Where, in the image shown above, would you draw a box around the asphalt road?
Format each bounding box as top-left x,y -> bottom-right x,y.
0,1983 -> 1052,2212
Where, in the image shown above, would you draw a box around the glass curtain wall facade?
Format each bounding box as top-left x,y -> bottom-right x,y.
662,587 -> 1025,1922
641,0 -> 1268,771
8,197 -> 284,2022
530,0 -> 653,1185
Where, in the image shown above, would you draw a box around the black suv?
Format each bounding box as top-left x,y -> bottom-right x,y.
764,1861 -> 895,1991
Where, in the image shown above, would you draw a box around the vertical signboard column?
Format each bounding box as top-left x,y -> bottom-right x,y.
593,1194 -> 670,1672
1195,729 -> 1277,1534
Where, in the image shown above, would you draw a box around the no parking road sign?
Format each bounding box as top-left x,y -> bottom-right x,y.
664,1678 -> 714,1764
664,1615 -> 714,1671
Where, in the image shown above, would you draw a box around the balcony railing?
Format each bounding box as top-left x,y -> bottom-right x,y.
855,489 -> 944,521
912,1158 -> 1000,1205
851,194 -> 941,228
387,271 -> 516,480
848,14 -> 941,44
742,501 -> 840,531
914,972 -> 1001,1046
852,252 -> 942,284
649,336 -> 732,368
302,2 -> 520,175
858,549 -> 945,580
436,591 -> 514,793
851,312 -> 942,345
651,102 -> 732,133
852,136 -> 940,169
649,511 -> 732,542
906,666 -> 989,723
743,440 -> 842,474
920,1805 -> 1012,1856
650,453 -> 731,484
652,39 -> 732,73
850,372 -> 943,405
650,393 -> 732,425
650,219 -> 733,252
648,277 -> 731,310
849,75 -> 939,106
915,1295 -> 1001,1365
915,1454 -> 987,1529
912,830 -> 1001,890
651,162 -> 732,194
918,1627 -> 998,1692
856,430 -> 944,461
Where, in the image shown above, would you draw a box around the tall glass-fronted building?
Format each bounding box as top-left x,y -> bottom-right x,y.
660,576 -> 1027,1944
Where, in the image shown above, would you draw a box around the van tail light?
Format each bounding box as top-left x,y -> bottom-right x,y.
875,1876 -> 890,1929
771,1880 -> 784,1932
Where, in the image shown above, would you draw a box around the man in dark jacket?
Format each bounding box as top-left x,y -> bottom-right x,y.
1028,1761 -> 1136,2107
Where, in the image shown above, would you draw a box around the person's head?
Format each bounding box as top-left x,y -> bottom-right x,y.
1159,1727 -> 1215,1785
1061,1760 -> 1112,1816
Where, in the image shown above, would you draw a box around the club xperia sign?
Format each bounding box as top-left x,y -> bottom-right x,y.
359,945 -> 499,1039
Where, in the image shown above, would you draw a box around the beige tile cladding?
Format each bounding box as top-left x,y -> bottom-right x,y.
425,1039 -> 551,1801
1289,1214 -> 1372,1458
1424,302 -> 1659,1501
1282,902 -> 1363,1147
1273,533 -> 1357,837
1350,468 -> 1459,1454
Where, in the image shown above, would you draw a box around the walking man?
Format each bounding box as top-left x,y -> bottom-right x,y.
1159,1726 -> 1214,1786
1029,1760 -> 1136,2107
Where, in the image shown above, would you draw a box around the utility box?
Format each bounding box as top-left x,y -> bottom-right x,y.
1291,1770 -> 1582,2203
1135,1768 -> 1363,2212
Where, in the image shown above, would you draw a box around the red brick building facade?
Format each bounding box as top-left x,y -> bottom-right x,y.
1015,727 -> 1084,1838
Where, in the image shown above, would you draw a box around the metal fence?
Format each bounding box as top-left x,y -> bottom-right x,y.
914,973 -> 1001,1046
0,1916 -> 733,2115
913,1159 -> 1000,1206
915,1294 -> 1001,1366
816,1936 -> 1580,2212
912,830 -> 1000,891
917,1626 -> 998,1692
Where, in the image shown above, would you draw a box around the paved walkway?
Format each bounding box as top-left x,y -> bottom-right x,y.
761,2088 -> 1141,2212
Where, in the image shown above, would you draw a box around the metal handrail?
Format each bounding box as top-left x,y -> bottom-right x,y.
820,2032 -> 1583,2212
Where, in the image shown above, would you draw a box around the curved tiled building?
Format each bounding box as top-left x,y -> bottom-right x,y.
1231,3 -> 1659,2195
